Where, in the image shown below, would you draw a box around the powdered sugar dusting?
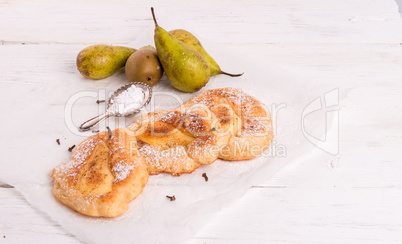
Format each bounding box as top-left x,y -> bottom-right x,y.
185,88 -> 271,137
112,160 -> 135,182
109,85 -> 144,114
53,136 -> 101,180
138,141 -> 199,175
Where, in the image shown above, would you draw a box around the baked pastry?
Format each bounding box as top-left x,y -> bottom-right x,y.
51,88 -> 273,217
128,105 -> 230,175
51,128 -> 149,217
183,88 -> 273,160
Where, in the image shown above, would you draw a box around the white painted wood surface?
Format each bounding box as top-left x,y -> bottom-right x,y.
1,0 -> 402,243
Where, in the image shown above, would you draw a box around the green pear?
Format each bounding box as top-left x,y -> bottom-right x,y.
151,8 -> 210,93
76,45 -> 136,80
125,46 -> 163,86
169,29 -> 243,77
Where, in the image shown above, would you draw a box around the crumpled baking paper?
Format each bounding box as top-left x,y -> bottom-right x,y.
0,12 -> 339,244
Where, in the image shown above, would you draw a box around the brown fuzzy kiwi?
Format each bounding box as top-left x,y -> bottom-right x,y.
125,46 -> 163,86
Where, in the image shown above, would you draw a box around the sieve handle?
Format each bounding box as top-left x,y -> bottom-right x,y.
79,112 -> 110,132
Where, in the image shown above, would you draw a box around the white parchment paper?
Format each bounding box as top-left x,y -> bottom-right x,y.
0,12 -> 339,244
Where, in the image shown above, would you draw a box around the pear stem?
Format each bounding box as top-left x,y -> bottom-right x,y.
151,7 -> 158,26
220,70 -> 244,77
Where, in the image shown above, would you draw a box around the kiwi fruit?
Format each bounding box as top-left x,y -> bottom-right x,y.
125,46 -> 163,86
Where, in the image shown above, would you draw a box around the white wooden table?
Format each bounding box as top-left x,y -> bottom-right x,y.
1,0 -> 402,243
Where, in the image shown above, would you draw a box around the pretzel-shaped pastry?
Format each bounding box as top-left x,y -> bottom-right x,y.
51,88 -> 273,217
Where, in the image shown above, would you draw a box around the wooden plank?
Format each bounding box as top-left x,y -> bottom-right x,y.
0,188 -> 79,243
0,0 -> 401,44
1,0 -> 402,243
1,42 -> 402,243
190,185 -> 402,243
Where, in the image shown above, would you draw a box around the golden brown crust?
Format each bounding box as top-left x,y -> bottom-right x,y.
128,88 -> 273,175
128,104 -> 230,175
183,88 -> 274,160
137,141 -> 200,176
50,128 -> 149,217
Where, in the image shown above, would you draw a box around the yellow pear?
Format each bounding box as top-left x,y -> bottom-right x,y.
151,8 -> 210,93
169,29 -> 243,77
76,45 -> 136,80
